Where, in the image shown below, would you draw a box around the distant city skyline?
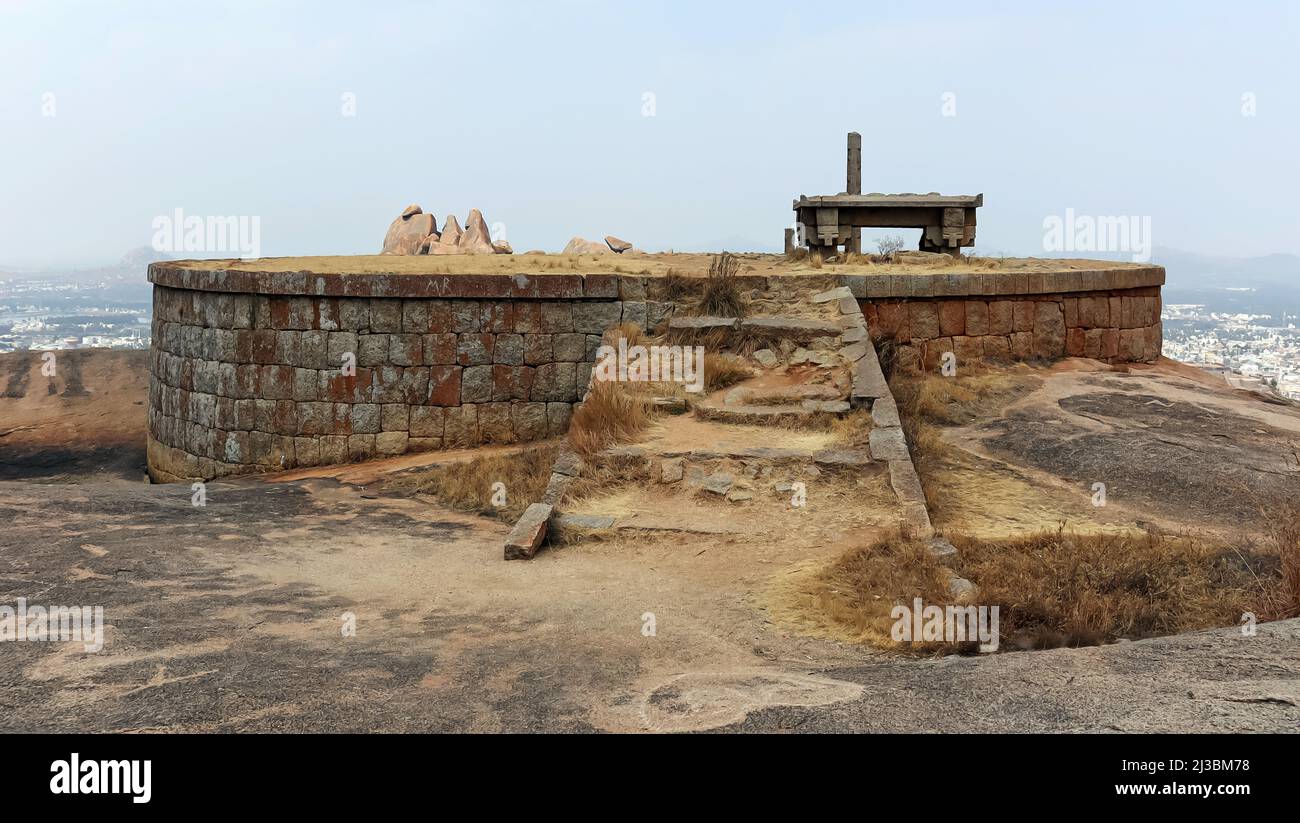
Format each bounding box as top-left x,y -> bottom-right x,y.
3,0 -> 1298,267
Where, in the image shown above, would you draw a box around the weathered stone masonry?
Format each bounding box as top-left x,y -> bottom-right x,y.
843,266 -> 1165,370
145,264 -> 666,482
145,261 -> 1163,482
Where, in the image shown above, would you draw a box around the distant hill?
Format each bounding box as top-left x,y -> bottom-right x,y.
1154,248 -> 1300,316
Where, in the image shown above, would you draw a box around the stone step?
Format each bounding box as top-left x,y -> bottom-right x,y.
693,402 -> 816,426
739,316 -> 843,338
723,384 -> 844,407
668,315 -> 738,331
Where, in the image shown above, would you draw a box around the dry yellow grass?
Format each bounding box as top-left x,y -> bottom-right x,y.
566,379 -> 652,457
383,443 -> 557,523
776,529 -> 1282,654
702,352 -> 753,391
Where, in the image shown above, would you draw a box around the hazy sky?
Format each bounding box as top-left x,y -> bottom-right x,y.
2,0 -> 1298,266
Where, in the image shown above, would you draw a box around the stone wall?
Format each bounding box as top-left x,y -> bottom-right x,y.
146,276 -> 660,482
843,267 -> 1164,370
145,260 -> 1164,481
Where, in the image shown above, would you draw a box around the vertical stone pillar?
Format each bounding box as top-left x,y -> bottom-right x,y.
846,132 -> 862,254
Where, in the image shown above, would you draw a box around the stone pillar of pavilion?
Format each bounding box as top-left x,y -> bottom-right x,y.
846,132 -> 862,254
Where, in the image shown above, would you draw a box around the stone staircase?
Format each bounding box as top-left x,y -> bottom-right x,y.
505,277 -> 936,559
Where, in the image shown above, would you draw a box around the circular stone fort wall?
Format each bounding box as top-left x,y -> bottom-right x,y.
145,264 -> 661,482
145,258 -> 1163,482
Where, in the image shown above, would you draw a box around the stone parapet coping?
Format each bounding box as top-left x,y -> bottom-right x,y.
838,265 -> 1164,299
149,261 -> 1164,302
148,264 -> 620,300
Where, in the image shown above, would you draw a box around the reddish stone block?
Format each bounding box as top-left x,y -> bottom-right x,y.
482,302 -> 514,333
861,303 -> 880,339
1101,328 -> 1120,359
953,335 -> 983,363
964,301 -> 989,336
478,402 -> 515,443
320,367 -> 371,403
988,301 -> 1014,335
908,302 -> 941,339
422,333 -> 457,365
983,336 -> 1011,361
491,365 -> 534,401
938,300 -> 966,336
1066,327 -> 1086,357
427,365 -> 462,406
1084,328 -> 1104,359
922,337 -> 953,371
1063,297 -> 1079,328
1144,323 -> 1162,361
1010,331 -> 1033,360
876,302 -> 907,340
1012,301 -> 1036,332
251,329 -> 277,364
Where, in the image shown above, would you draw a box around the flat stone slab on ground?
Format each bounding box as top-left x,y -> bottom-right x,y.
701,472 -> 734,495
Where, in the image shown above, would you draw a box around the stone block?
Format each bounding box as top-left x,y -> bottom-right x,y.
261,365 -> 296,400
494,333 -> 524,365
1032,302 -> 1065,359
546,402 -> 572,436
907,302 -> 940,339
451,302 -> 480,333
481,302 -> 514,333
375,431 -> 408,455
938,300 -> 966,336
532,362 -> 577,402
351,403 -> 380,434
293,437 -> 320,467
338,299 -> 369,332
381,404 -> 409,431
492,365 -> 534,401
297,401 -> 332,435
552,333 -> 586,362
964,301 -> 989,336
409,406 -> 445,438
443,405 -> 478,446
427,365 -> 462,406
573,301 -> 622,334
422,333 -> 457,365
953,335 -> 983,362
320,435 -> 349,464
876,302 -> 907,339
504,503 -> 551,561
983,335 -> 1011,361
456,332 -> 494,366
988,301 -> 1014,335
1012,300 -> 1036,332
370,298 -> 402,333
357,333 -> 389,367
513,402 -> 548,441
1066,327 -> 1086,357
461,365 -> 492,404
389,333 -> 423,366
524,334 -> 552,365
327,332 -> 358,367
478,402 -> 515,443
299,330 -> 328,368
347,434 -> 376,461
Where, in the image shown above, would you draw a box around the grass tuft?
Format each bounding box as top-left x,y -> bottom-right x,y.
699,252 -> 745,317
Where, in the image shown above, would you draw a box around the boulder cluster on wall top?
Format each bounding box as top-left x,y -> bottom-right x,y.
381,205 -> 512,256
381,205 -> 635,256
561,235 -> 635,255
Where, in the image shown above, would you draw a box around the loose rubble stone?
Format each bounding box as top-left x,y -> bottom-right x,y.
752,349 -> 778,368
701,472 -> 734,495
870,394 -> 901,427
504,502 -> 552,560
660,457 -> 685,483
726,490 -> 753,503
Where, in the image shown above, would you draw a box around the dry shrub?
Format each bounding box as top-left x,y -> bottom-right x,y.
787,529 -> 1280,654
610,321 -> 644,347
566,378 -> 651,457
1253,449 -> 1300,620
664,267 -> 694,301
778,536 -> 956,650
950,529 -> 1271,650
703,352 -> 753,391
698,252 -> 745,317
383,444 -> 557,523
